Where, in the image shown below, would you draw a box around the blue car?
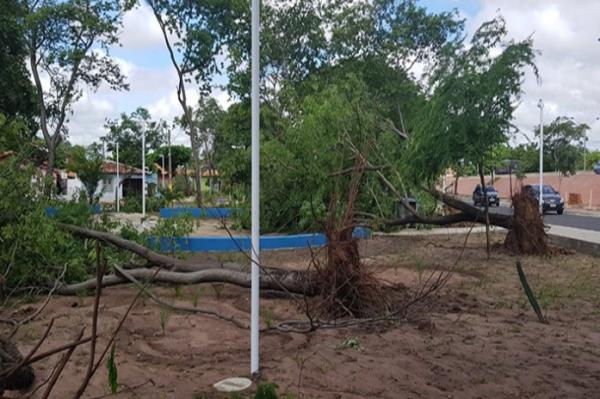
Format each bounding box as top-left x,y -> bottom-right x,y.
594,161 -> 600,175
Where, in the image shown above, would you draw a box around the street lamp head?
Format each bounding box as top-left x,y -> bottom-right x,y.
537,98 -> 544,109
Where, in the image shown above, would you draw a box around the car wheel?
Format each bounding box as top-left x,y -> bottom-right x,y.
557,208 -> 564,215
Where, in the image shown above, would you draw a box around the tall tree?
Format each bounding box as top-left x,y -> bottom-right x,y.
535,116 -> 589,179
24,0 -> 130,190
404,16 -> 537,256
146,0 -> 243,207
102,108 -> 166,169
0,0 -> 36,131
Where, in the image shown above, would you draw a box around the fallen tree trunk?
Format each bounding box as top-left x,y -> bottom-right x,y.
58,267 -> 313,296
59,223 -> 241,273
386,190 -> 512,229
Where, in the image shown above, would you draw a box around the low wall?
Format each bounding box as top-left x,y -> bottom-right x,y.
159,207 -> 239,219
449,171 -> 600,208
153,227 -> 372,253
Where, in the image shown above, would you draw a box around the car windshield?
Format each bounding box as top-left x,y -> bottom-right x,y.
532,185 -> 557,195
485,187 -> 496,192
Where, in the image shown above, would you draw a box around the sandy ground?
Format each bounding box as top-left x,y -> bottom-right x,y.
3,233 -> 600,398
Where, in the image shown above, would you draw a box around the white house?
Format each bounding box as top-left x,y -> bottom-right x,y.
63,160 -> 158,203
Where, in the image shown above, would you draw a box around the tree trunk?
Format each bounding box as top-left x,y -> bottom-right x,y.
478,164 -> 491,259
45,144 -> 56,198
188,119 -> 203,208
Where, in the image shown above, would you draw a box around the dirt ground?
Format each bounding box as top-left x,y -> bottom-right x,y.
4,233 -> 600,398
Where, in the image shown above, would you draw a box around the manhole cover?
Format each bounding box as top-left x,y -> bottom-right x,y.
213,377 -> 253,392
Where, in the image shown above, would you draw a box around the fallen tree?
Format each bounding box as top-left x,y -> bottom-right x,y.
385,188 -> 549,255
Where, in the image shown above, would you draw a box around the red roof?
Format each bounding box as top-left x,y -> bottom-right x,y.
101,160 -> 146,175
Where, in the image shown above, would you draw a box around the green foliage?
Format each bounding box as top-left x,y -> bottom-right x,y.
535,116 -> 589,176
516,261 -> 546,323
103,108 -> 167,169
405,16 -> 537,184
106,343 -> 118,394
254,382 -> 280,399
25,0 -> 131,171
147,145 -> 192,172
67,145 -> 105,205
0,1 -> 36,131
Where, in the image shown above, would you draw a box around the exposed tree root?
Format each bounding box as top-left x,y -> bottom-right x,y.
504,190 -> 548,255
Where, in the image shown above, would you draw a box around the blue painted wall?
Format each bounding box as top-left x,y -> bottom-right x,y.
153,227 -> 371,253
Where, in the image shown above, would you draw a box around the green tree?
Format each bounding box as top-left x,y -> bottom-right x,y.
102,108 -> 166,169
404,16 -> 537,255
24,0 -> 131,186
146,0 -> 244,207
147,145 -> 192,172
405,16 -> 537,183
535,116 -> 589,177
0,0 -> 36,136
67,145 -> 104,205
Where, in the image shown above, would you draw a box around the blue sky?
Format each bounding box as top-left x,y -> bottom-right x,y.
69,0 -> 600,150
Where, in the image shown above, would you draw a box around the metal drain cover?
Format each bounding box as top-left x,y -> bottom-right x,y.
213,377 -> 253,392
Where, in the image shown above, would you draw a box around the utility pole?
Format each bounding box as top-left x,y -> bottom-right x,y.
250,0 -> 261,377
538,99 -> 544,213
141,120 -> 146,218
161,154 -> 165,188
116,141 -> 120,212
168,129 -> 172,190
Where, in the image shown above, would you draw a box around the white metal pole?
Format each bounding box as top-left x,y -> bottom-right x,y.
142,122 -> 146,218
161,154 -> 165,188
538,99 -> 544,213
116,141 -> 120,212
250,0 -> 261,376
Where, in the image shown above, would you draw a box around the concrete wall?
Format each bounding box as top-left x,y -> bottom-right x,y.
448,171 -> 600,208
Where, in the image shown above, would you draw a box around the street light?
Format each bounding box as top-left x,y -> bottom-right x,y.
537,99 -> 544,213
250,0 -> 260,376
141,120 -> 146,218
116,141 -> 120,212
161,154 -> 165,188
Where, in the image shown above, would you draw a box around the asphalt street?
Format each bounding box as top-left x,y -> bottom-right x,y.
488,205 -> 600,232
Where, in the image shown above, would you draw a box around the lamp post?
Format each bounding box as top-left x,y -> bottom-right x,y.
537,99 -> 544,213
161,154 -> 165,188
250,0 -> 260,376
116,141 -> 120,212
141,120 -> 146,218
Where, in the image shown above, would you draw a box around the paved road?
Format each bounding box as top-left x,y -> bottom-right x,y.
489,206 -> 600,232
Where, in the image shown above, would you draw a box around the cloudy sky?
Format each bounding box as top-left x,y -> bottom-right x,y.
67,0 -> 600,150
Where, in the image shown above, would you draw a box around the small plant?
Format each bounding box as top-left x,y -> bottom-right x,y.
262,308 -> 273,329
159,307 -> 171,334
516,261 -> 547,323
191,287 -> 204,307
106,343 -> 118,394
338,337 -> 362,351
254,382 -> 279,399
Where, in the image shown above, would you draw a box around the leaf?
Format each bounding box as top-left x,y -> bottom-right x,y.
516,261 -> 547,324
106,342 -> 118,394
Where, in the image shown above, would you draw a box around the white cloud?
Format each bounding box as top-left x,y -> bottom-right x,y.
469,0 -> 600,149
118,3 -> 165,50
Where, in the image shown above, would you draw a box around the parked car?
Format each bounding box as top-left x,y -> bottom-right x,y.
472,185 -> 500,207
523,184 -> 564,215
593,161 -> 600,175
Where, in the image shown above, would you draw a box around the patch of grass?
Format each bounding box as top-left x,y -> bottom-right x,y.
216,252 -> 248,264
